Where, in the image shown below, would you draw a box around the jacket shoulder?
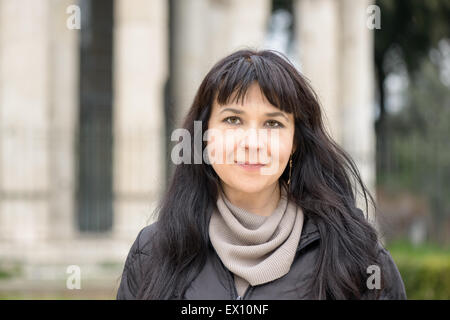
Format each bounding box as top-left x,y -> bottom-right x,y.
125,221 -> 158,258
116,221 -> 158,300
137,221 -> 159,255
375,243 -> 407,299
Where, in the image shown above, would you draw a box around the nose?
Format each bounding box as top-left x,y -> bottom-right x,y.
236,127 -> 271,164
246,128 -> 260,149
238,128 -> 267,150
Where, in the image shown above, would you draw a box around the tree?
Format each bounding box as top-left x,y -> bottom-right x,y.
375,0 -> 450,243
374,0 -> 450,174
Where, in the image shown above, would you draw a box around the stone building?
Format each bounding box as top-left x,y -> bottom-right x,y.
0,0 -> 376,297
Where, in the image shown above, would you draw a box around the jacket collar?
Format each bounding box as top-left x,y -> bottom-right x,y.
296,208 -> 365,252
297,213 -> 320,252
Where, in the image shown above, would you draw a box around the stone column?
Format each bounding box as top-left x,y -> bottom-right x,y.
0,0 -> 51,245
209,0 -> 271,61
48,0 -> 79,241
172,0 -> 210,127
294,0 -> 340,140
113,0 -> 168,240
338,0 -> 378,228
173,0 -> 271,126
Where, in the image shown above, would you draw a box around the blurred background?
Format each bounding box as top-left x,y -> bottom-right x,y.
0,0 -> 448,299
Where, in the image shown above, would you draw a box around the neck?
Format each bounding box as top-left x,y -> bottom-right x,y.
221,182 -> 281,217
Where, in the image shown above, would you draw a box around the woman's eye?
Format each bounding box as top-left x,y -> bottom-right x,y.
222,117 -> 284,128
265,120 -> 284,128
224,116 -> 241,125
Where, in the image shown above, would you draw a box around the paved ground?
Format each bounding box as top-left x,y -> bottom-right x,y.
0,277 -> 121,300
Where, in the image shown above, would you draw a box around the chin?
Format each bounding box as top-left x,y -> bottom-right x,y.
227,178 -> 276,194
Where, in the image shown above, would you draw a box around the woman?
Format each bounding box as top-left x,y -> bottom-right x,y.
116,49 -> 407,300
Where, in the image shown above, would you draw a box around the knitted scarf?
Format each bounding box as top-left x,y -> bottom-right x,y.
208,184 -> 304,296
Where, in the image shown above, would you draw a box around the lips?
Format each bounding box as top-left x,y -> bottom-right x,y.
235,161 -> 266,171
236,161 -> 265,165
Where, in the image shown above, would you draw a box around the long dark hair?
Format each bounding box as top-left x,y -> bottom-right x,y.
136,49 -> 384,300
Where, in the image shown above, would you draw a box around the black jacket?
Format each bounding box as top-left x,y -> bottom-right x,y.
116,212 -> 407,300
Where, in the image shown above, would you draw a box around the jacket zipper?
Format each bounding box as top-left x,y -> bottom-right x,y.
241,285 -> 253,299
230,271 -> 253,300
226,269 -> 239,299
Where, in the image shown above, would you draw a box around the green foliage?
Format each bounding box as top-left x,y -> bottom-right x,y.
387,239 -> 450,299
0,261 -> 23,280
375,0 -> 450,74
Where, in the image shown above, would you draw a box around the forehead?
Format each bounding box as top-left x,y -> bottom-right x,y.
212,82 -> 282,113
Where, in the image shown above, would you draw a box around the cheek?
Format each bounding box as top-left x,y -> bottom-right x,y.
205,128 -> 236,164
277,144 -> 292,164
267,131 -> 293,165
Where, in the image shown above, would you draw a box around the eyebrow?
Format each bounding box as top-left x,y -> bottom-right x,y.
219,107 -> 289,121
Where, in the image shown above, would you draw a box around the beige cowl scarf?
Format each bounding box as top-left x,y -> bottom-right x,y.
208,183 -> 304,297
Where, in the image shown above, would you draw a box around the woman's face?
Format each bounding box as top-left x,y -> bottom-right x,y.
206,82 -> 295,194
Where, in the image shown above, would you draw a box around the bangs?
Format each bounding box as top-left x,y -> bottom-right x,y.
213,52 -> 299,116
